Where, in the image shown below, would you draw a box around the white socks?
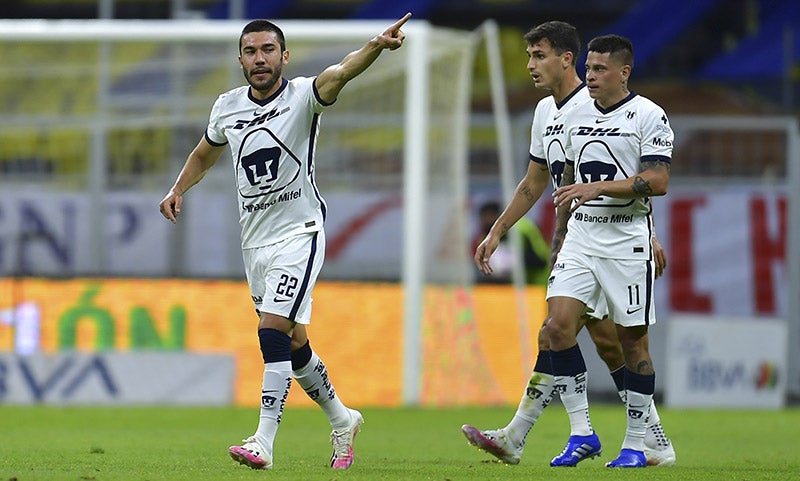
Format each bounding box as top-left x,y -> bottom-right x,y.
254,360 -> 293,455
293,352 -> 351,430
555,372 -> 593,436
621,389 -> 652,451
505,371 -> 555,447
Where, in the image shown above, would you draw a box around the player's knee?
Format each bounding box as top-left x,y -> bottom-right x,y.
542,317 -> 571,344
537,321 -> 551,350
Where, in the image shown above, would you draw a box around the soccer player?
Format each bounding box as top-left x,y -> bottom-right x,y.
462,22 -> 675,467
547,33 -> 673,468
159,14 -> 411,470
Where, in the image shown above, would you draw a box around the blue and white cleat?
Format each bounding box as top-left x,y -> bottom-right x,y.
606,448 -> 647,468
550,433 -> 602,467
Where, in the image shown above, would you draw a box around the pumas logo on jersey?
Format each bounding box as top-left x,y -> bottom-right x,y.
549,159 -> 565,188
237,127 -> 302,199
626,110 -> 636,120
242,147 -> 280,187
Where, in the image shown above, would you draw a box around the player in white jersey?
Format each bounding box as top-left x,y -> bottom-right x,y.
462,21 -> 674,468
159,14 -> 411,470
548,34 -> 673,468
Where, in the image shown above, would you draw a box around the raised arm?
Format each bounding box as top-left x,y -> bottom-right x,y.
474,160 -> 550,276
159,137 -> 225,223
314,12 -> 411,104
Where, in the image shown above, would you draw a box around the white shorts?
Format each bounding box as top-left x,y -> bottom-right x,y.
547,249 -> 656,327
242,231 -> 325,325
584,290 -> 609,321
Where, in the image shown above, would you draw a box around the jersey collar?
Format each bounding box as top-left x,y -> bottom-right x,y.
555,83 -> 586,110
593,91 -> 637,114
248,77 -> 288,106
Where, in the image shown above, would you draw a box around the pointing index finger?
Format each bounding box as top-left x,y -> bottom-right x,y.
390,12 -> 412,31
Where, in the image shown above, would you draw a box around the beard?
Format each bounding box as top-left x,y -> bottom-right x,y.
244,64 -> 282,95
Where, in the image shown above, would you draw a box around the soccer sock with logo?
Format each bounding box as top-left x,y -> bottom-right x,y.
551,344 -> 593,436
622,369 -> 654,452
291,340 -> 351,430
254,328 -> 293,456
505,350 -> 556,448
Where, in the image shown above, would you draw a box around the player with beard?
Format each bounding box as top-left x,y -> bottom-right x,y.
159,14 -> 411,470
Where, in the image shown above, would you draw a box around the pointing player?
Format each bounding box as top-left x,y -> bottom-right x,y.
461,21 -> 675,468
548,33 -> 673,468
159,14 -> 411,470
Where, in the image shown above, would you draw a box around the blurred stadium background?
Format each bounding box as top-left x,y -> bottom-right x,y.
0,0 -> 798,409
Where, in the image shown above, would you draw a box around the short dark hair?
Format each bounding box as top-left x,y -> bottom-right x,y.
523,21 -> 581,66
239,20 -> 286,52
587,34 -> 634,68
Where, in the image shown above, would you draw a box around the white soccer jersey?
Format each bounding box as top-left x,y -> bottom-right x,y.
562,92 -> 673,259
206,77 -> 329,249
529,84 -> 591,190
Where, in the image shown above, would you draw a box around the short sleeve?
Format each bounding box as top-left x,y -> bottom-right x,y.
640,104 -> 673,162
529,107 -> 545,162
205,95 -> 228,146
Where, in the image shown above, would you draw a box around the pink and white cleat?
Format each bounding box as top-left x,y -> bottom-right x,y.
330,409 -> 363,469
461,424 -> 523,464
228,436 -> 272,470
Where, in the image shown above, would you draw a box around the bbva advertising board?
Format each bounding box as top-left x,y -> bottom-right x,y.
665,316 -> 787,409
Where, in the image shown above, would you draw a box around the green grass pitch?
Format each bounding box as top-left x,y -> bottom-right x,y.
1,404 -> 798,480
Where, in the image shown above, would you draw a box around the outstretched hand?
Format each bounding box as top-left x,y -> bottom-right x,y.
377,12 -> 411,50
